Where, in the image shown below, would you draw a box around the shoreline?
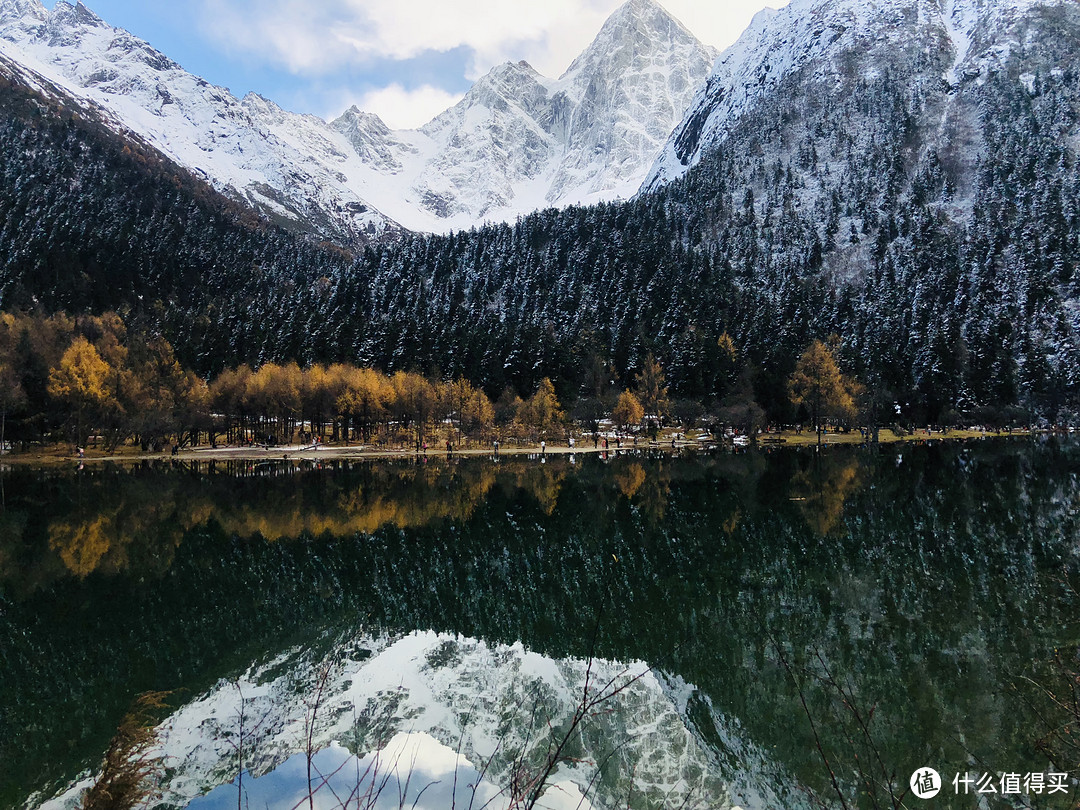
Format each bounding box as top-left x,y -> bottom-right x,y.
0,428 -> 1044,467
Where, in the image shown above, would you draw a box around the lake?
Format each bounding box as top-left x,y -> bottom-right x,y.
1,439 -> 1078,809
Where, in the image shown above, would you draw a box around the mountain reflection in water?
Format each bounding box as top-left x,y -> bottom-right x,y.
152,631 -> 749,810
2,440 -> 1079,809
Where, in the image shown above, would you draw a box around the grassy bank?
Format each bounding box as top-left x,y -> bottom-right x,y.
0,427 -> 1043,466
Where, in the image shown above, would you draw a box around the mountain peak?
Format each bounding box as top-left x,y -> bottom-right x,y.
489,59 -> 540,79
0,0 -> 45,24
610,0 -> 676,24
332,104 -> 390,134
50,0 -> 105,28
424,58 -> 549,131
561,0 -> 713,82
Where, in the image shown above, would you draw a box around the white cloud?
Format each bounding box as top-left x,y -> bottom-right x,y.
664,0 -> 791,51
198,0 -> 791,81
198,0 -> 609,77
350,83 -> 466,129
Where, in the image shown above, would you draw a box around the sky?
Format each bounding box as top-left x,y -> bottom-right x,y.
42,0 -> 789,129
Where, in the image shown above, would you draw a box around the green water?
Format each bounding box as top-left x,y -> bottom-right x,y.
1,439 -> 1078,808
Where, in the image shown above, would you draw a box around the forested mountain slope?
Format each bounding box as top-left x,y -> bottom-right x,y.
0,63 -> 352,366
636,0 -> 1080,419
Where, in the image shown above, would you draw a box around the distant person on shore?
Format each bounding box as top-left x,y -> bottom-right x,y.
541,440 -> 546,455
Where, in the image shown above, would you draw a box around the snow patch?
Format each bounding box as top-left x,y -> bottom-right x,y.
942,0 -> 977,86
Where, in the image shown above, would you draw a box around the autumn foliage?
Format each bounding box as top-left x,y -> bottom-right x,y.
787,339 -> 863,441
2,310 -> 876,452
0,311 -> 579,451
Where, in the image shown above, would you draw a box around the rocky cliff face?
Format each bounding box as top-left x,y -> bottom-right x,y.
549,0 -> 717,205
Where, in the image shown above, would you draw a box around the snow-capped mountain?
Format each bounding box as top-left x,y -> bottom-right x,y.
401,0 -> 716,225
0,0 -> 394,243
0,0 -> 714,239
645,0 -> 1074,188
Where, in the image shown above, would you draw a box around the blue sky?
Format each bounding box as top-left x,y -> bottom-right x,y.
42,0 -> 788,129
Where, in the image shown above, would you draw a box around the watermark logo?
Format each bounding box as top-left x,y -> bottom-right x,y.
911,768 -> 942,799
907,768 -> 1070,797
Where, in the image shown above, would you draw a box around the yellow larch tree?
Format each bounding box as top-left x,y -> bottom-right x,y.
788,340 -> 863,444
48,337 -> 113,447
612,390 -> 644,434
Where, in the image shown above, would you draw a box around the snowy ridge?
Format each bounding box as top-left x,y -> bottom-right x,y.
0,0 -> 714,237
0,0 -> 395,241
644,0 -> 1069,188
32,631 -> 797,810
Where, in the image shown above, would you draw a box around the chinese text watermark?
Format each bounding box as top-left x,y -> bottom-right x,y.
909,769 -> 1071,799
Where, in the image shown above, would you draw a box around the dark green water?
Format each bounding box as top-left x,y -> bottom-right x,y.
1,439 -> 1078,808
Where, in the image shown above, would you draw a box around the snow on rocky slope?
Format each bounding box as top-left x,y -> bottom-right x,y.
402,0 -> 716,225
645,0 -> 1072,189
0,0 -> 714,239
0,0 -> 396,243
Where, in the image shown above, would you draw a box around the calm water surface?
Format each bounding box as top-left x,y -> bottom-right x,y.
1,439 -> 1078,809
